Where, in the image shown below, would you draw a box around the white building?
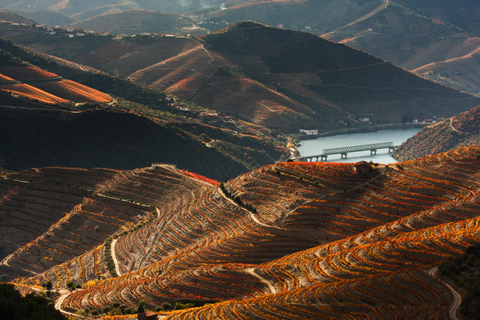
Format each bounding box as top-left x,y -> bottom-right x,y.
300,129 -> 318,135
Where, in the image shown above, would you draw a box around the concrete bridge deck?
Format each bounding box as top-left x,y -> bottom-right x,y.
296,142 -> 397,161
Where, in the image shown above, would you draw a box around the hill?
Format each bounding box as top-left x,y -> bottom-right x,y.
4,21 -> 479,132
394,0 -> 480,36
200,0 -> 383,34
0,37 -> 288,180
0,10 -> 36,25
2,9 -> 75,27
195,21 -> 479,127
0,0 -> 257,20
69,10 -> 201,36
0,65 -> 112,104
321,2 -> 480,95
2,146 -> 480,318
393,104 -> 480,162
0,108 -> 253,180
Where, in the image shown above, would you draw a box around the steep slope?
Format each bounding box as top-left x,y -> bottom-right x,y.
5,146 -> 480,319
202,0 -> 383,34
393,104 -> 480,162
0,165 -> 213,279
322,2 -> 480,95
0,10 -> 36,25
394,0 -> 480,36
197,21 -> 479,126
0,44 -> 112,104
0,65 -> 112,104
323,3 -> 466,69
0,108 -> 253,180
0,36 -> 288,180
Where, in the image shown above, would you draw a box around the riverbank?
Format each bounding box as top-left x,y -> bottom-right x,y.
291,123 -> 427,142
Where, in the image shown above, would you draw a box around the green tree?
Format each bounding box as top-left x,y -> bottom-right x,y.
0,283 -> 66,320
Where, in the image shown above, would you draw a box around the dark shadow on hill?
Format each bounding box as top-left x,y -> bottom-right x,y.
0,108 -> 248,180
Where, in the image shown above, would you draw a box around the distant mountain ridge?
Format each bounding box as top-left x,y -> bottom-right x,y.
3,1 -> 480,95
6,21 -> 477,132
68,9 -> 201,36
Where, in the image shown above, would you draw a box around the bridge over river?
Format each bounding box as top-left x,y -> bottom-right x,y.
296,142 -> 397,162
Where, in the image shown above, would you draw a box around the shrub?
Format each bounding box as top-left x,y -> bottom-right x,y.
162,302 -> 172,311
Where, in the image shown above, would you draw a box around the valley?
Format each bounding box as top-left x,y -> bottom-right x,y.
2,2 -> 480,319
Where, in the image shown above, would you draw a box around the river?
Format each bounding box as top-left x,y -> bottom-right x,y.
297,128 -> 420,164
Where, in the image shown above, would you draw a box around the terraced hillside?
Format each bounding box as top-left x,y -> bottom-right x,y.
0,165 -> 213,279
4,146 -> 480,318
393,104 -> 480,162
321,1 -> 480,95
0,65 -> 112,104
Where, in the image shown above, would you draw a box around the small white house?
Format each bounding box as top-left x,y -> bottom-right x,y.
300,129 -> 318,135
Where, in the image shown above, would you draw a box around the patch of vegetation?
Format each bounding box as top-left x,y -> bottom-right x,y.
0,283 -> 66,320
104,237 -> 118,278
439,244 -> 480,318
220,183 -> 257,213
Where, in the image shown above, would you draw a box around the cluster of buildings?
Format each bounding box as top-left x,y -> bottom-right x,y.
33,23 -> 105,38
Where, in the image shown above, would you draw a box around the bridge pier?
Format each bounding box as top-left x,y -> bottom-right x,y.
293,142 -> 396,163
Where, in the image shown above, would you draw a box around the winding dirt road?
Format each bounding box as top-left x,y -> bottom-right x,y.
427,266 -> 461,320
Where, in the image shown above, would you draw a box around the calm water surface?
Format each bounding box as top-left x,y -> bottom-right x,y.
298,128 -> 420,164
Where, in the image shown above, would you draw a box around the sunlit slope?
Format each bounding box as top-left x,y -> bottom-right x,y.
0,165 -> 213,279
393,104 -> 480,162
0,66 -> 112,103
9,146 -> 479,318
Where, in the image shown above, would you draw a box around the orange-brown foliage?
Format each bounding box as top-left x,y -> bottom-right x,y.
0,66 -> 58,80
34,80 -> 112,103
0,83 -> 68,104
181,169 -> 220,186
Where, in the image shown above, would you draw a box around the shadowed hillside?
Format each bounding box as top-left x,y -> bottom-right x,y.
2,9 -> 74,26
201,0 -> 383,34
0,0 -> 259,20
0,108 -> 255,181
3,146 -> 480,318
